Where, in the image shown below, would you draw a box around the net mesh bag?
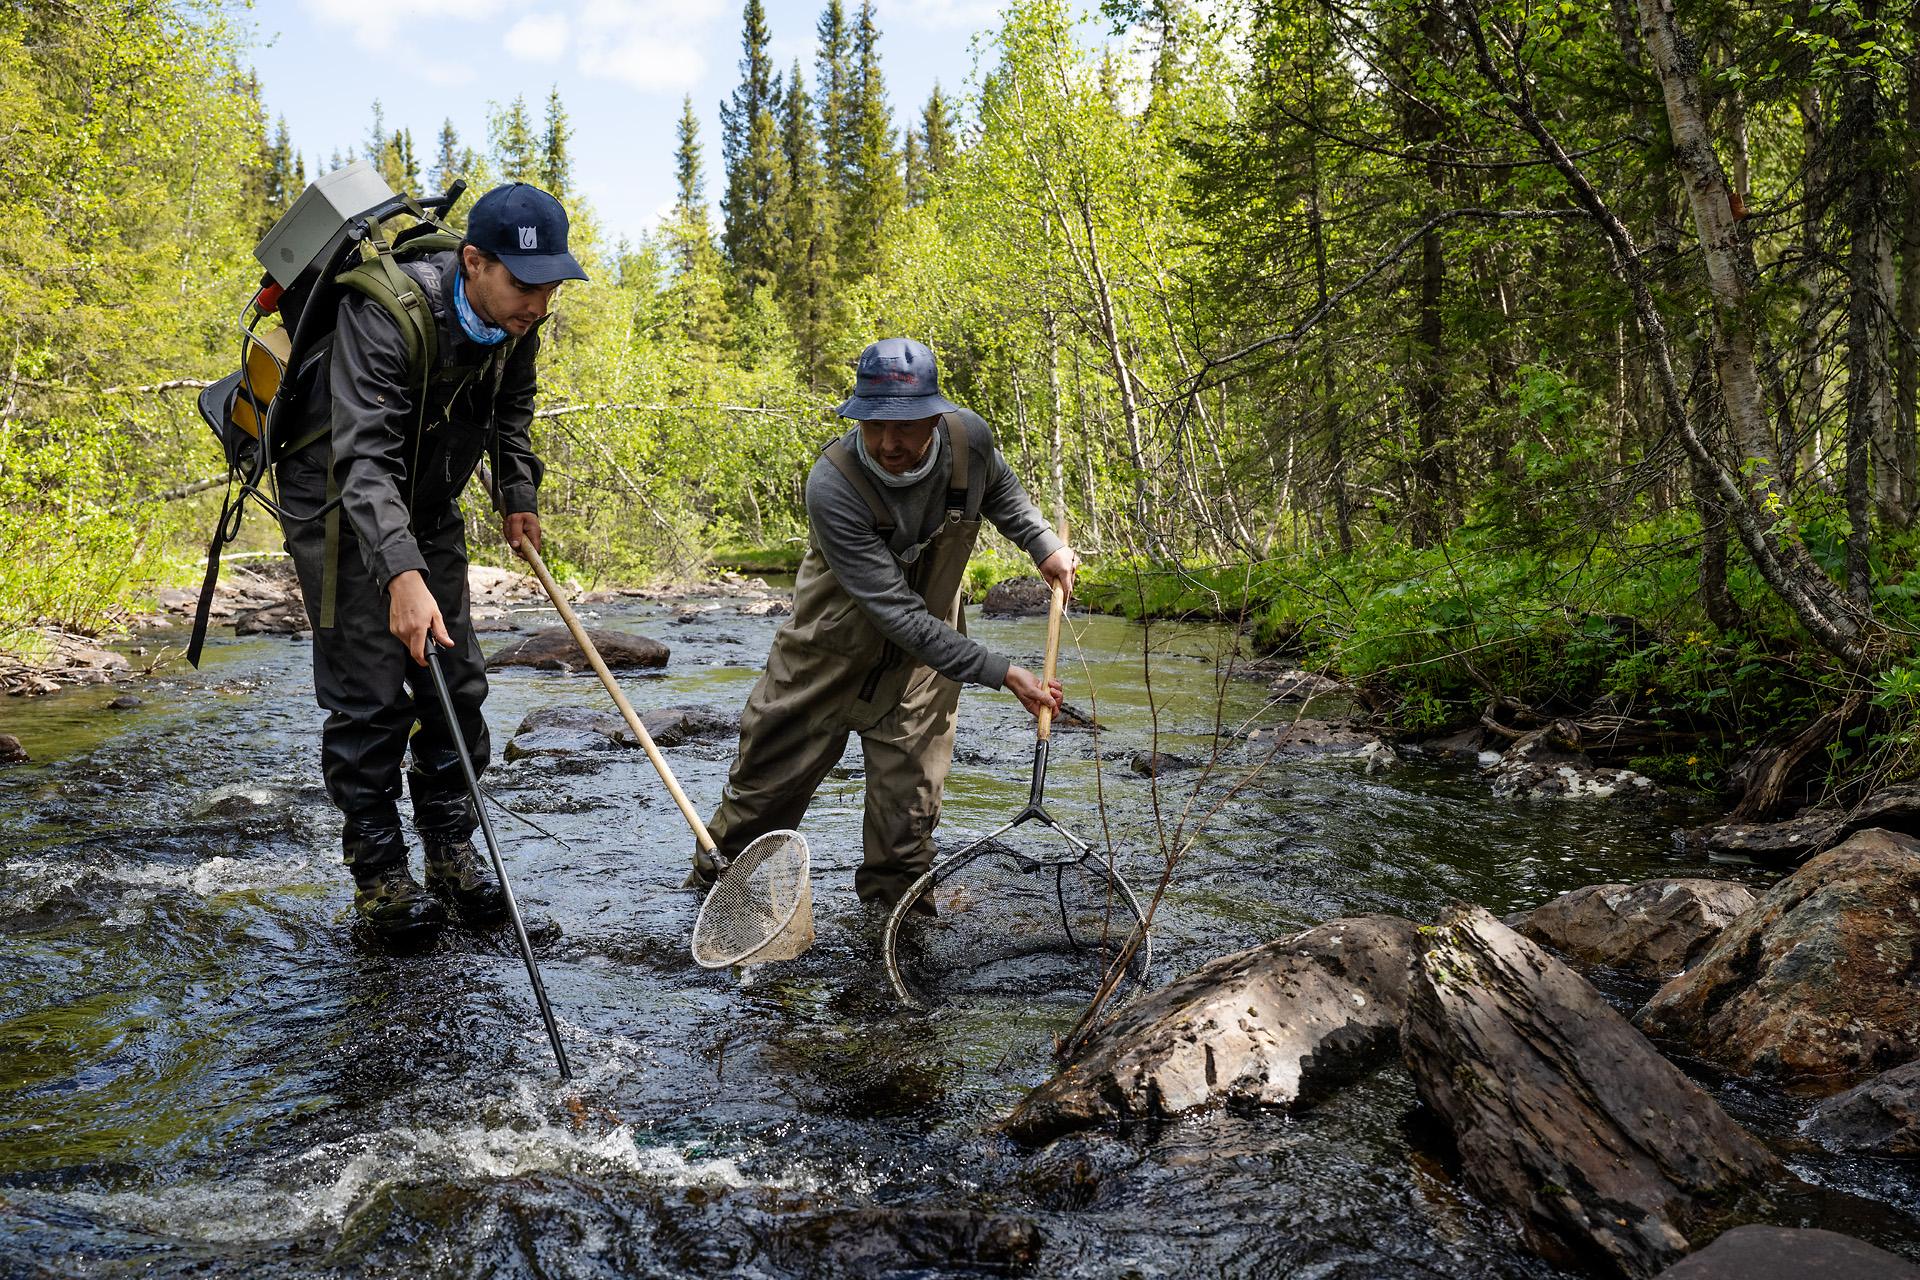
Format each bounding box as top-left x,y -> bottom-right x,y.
691,830 -> 813,968
888,827 -> 1150,1009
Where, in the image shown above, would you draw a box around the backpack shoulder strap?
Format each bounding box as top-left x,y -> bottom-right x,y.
334,240 -> 440,383
822,437 -> 895,533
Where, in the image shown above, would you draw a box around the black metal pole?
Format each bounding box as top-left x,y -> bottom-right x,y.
424,640 -> 573,1081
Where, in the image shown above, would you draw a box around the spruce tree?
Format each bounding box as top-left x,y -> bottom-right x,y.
720,0 -> 785,294
666,95 -> 731,351
839,0 -> 902,280
376,126 -> 419,193
489,95 -> 540,183
776,61 -> 837,382
815,0 -> 854,202
540,85 -> 572,197
905,84 -> 954,207
432,118 -> 462,193
264,115 -> 302,223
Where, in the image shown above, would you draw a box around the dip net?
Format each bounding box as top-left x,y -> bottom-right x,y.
692,830 -> 814,967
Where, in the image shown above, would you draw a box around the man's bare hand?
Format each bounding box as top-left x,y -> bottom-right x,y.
504,511 -> 542,554
1003,664 -> 1064,719
388,570 -> 452,665
1038,544 -> 1079,600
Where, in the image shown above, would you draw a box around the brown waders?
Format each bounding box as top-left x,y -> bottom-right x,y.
698,418 -> 981,907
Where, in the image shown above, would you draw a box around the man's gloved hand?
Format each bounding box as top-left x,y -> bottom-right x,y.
388,569 -> 452,665
1004,664 -> 1064,719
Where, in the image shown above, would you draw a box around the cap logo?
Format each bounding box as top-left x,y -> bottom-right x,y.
518,226 -> 538,250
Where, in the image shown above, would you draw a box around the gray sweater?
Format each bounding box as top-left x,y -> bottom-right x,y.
804,410 -> 1064,689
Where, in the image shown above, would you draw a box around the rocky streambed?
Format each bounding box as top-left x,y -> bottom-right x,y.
0,576 -> 1916,1277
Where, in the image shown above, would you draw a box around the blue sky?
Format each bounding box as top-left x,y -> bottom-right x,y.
245,0 -> 1035,249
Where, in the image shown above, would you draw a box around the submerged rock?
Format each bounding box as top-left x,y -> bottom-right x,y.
1417,724 -> 1499,765
486,627 -> 669,671
1802,1059 -> 1920,1156
233,598 -> 308,635
1651,1225 -> 1920,1279
503,705 -> 628,760
1003,915 -> 1419,1146
1128,750 -> 1200,778
1266,669 -> 1346,701
106,693 -> 143,710
1487,725 -> 1660,802
766,1205 -> 1041,1276
188,783 -> 291,820
632,704 -> 736,748
1510,879 -> 1757,979
1402,906 -> 1779,1279
982,576 -> 1052,617
1634,828 -> 1920,1091
1244,718 -> 1388,758
1697,784 -> 1920,864
0,733 -> 28,764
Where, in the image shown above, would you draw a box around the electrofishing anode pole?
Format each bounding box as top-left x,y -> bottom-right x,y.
424,637 -> 574,1082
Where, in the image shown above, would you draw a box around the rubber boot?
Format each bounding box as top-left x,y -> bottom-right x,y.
424,837 -> 509,928
345,820 -> 445,946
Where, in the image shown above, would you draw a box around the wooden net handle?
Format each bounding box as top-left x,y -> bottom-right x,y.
1035,581 -> 1065,742
519,543 -> 718,855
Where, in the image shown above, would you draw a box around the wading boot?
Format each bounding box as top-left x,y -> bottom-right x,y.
351,860 -> 447,948
424,837 -> 509,928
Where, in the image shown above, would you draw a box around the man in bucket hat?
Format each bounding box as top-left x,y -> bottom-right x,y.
689,337 -> 1077,908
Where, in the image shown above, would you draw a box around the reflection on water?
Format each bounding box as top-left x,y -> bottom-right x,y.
1,599 -> 1915,1277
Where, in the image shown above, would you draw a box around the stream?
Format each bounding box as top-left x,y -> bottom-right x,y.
2,593 -> 1917,1277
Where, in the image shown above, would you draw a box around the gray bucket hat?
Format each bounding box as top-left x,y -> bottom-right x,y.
835,337 -> 961,420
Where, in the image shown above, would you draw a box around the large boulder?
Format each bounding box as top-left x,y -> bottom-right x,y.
1697,784 -> 1920,864
1003,915 -> 1419,1146
982,576 -> 1052,617
1651,1225 -> 1920,1279
1801,1059 -> 1920,1156
1509,879 -> 1757,980
486,627 -> 668,671
634,704 -> 737,747
1633,828 -> 1920,1091
1487,724 -> 1660,802
1403,906 -> 1780,1279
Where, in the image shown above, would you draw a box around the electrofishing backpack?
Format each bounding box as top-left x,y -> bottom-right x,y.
189,162 -> 481,667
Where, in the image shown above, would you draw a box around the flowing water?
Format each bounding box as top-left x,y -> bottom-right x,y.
2,595 -> 1917,1278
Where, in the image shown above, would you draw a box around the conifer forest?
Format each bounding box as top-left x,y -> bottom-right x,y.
7,0 -> 1920,799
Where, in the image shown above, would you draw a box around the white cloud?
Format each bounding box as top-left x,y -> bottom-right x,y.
505,13 -> 572,63
298,0 -> 505,51
419,59 -> 477,88
886,0 -> 1004,32
574,0 -> 729,94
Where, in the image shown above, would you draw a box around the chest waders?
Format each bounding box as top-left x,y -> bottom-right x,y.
700,416 -> 983,907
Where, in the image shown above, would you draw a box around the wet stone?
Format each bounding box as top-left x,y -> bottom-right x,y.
982,575 -> 1052,617
1509,878 -> 1757,980
1005,915 -> 1420,1145
233,599 -> 308,635
629,704 -> 737,748
1017,1133 -> 1145,1210
1803,1059 -> 1920,1156
0,733 -> 27,764
1129,750 -> 1200,777
1697,784 -> 1920,864
504,705 -> 628,760
1651,1225 -> 1920,1279
1487,725 -> 1660,802
106,694 -> 142,710
188,783 -> 291,820
1634,827 -> 1920,1092
1403,906 -> 1780,1279
486,626 -> 669,670
1266,668 -> 1346,701
739,597 -> 790,617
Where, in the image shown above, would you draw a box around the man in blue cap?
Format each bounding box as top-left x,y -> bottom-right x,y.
276,182 -> 587,946
690,337 -> 1077,908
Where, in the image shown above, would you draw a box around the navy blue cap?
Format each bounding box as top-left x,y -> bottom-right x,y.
836,337 -> 960,420
465,183 -> 588,285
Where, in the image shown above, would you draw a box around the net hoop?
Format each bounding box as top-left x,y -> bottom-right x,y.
691,829 -> 813,968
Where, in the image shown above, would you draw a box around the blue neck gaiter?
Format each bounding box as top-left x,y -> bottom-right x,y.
453,271 -> 509,346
